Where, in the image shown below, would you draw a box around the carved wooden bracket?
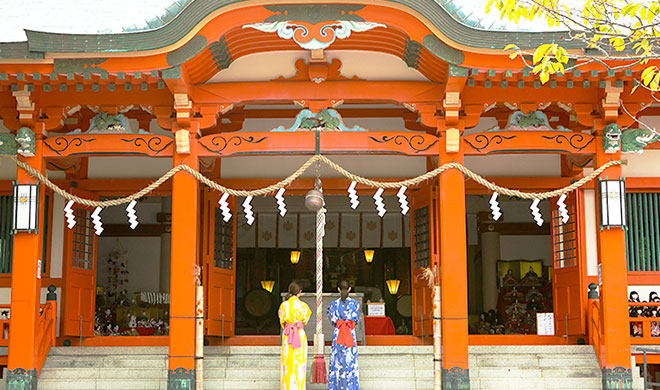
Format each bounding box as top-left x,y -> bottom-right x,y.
443,91 -> 461,126
173,93 -> 193,128
403,102 -> 439,128
294,99 -> 343,113
12,88 -> 36,126
601,83 -> 623,122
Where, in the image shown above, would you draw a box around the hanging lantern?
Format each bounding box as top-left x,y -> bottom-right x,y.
260,280 -> 275,293
363,249 -> 375,264
12,182 -> 39,234
386,279 -> 401,295
290,250 -> 302,264
599,178 -> 626,229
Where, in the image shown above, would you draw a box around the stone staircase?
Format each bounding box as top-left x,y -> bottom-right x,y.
34,345 -> 643,390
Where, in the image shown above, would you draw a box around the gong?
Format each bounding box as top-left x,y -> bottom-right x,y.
244,289 -> 274,318
396,294 -> 412,318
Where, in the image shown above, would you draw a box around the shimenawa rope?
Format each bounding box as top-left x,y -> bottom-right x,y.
0,154 -> 622,207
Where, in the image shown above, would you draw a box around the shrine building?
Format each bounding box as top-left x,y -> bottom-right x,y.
0,0 -> 659,389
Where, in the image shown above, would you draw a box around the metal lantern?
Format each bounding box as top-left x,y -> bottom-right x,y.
386,279 -> 401,295
260,280 -> 275,293
363,249 -> 375,263
290,250 -> 302,265
12,182 -> 39,234
599,178 -> 626,229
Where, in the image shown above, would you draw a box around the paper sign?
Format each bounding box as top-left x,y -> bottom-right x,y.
36,259 -> 41,280
536,312 -> 554,335
367,303 -> 385,317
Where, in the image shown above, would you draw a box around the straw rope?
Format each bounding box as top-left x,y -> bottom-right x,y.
0,154 -> 623,207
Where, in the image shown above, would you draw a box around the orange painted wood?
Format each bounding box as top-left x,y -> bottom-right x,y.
409,184 -> 437,337
322,132 -> 440,156
169,129 -> 199,372
43,134 -> 174,158
59,336 -> 168,347
215,336 -> 280,346
35,301 -> 57,374
468,335 -> 584,345
197,131 -> 441,157
201,189 -> 236,337
365,335 -> 427,345
193,81 -> 445,105
438,131 -> 469,373
8,127 -> 46,372
551,190 -> 587,336
463,131 -> 596,155
61,188 -> 98,337
628,272 -> 660,285
588,300 -> 602,364
593,129 -> 632,370
628,315 -> 660,345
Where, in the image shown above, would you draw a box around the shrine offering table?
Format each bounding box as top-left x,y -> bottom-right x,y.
364,316 -> 396,335
280,292 -> 365,343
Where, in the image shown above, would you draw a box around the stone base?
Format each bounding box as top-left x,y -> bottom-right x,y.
167,368 -> 195,390
442,367 -> 470,390
602,367 -> 633,390
7,368 -> 37,390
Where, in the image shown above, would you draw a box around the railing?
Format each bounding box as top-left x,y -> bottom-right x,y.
0,286 -> 57,374
588,298 -> 602,365
36,298 -> 57,373
0,304 -> 10,347
629,302 -> 660,345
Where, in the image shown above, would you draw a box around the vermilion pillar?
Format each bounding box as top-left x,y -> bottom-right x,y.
594,127 -> 632,390
168,125 -> 199,389
7,124 -> 45,390
438,122 -> 469,389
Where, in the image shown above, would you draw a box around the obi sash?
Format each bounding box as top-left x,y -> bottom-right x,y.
283,321 -> 304,349
335,319 -> 356,348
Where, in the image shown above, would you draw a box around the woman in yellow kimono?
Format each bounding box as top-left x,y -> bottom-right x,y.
279,281 -> 312,390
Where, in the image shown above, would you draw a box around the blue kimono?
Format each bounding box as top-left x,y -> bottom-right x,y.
327,297 -> 360,390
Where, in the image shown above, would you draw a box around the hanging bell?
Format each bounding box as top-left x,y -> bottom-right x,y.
305,189 -> 324,212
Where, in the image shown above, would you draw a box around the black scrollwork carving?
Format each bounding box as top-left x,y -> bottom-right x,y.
119,136 -> 173,154
201,135 -> 267,155
464,134 -> 516,152
368,135 -> 438,153
44,136 -> 96,156
541,134 -> 595,152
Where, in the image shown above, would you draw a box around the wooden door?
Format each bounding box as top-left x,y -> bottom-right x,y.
410,184 -> 439,337
551,190 -> 586,336
202,189 -> 236,337
62,189 -> 98,336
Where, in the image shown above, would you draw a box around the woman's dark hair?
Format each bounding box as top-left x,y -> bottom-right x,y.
338,280 -> 350,301
286,281 -> 302,300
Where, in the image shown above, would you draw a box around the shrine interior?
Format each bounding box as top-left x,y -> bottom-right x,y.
465,195 -> 554,335
234,195 -> 412,336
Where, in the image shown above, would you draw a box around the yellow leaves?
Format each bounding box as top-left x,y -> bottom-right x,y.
533,44 -> 557,64
611,37 -> 626,51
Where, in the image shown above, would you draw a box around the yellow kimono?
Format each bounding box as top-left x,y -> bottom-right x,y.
278,296 -> 312,390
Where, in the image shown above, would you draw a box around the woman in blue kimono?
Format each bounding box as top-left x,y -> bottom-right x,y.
327,280 -> 360,390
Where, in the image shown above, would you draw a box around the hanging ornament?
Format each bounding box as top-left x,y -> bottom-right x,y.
305,178 -> 324,212
373,188 -> 386,217
557,193 -> 569,224
530,199 -> 543,226
243,196 -> 255,225
218,193 -> 232,222
347,181 -> 359,209
91,207 -> 104,235
126,200 -> 138,230
489,192 -> 502,221
64,200 -> 76,229
276,188 -> 287,217
397,186 -> 409,215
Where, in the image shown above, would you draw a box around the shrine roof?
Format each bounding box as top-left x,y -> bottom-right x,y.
0,0 -> 575,58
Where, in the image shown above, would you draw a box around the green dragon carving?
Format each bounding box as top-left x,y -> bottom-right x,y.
622,127 -> 660,154
0,128 -> 35,157
602,123 -> 621,154
0,133 -> 17,156
16,127 -> 36,157
91,112 -> 125,131
299,109 -> 340,130
516,112 -> 545,128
